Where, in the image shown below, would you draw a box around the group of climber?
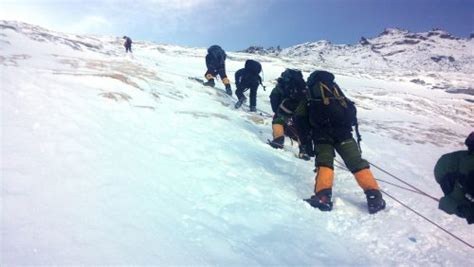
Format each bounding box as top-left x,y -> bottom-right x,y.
202,45 -> 386,214
268,68 -> 473,221
270,69 -> 386,214
267,66 -> 473,222
202,44 -> 474,222
203,45 -> 264,112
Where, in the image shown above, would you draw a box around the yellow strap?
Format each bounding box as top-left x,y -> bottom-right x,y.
319,83 -> 330,105
320,83 -> 348,108
334,85 -> 348,108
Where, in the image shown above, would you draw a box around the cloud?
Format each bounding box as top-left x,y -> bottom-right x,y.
108,0 -> 274,35
129,0 -> 214,12
0,0 -> 278,48
0,1 -> 50,26
68,15 -> 111,34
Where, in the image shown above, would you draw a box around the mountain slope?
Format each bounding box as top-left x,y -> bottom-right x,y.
1,21 -> 473,265
243,28 -> 474,95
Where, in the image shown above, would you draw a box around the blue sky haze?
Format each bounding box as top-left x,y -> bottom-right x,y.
1,0 -> 473,50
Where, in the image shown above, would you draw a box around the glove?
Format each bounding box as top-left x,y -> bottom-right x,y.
439,172 -> 457,195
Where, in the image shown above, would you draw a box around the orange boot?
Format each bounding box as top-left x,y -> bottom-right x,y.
272,124 -> 284,139
305,166 -> 335,211
315,166 -> 334,193
354,168 -> 386,214
353,168 -> 379,191
269,124 -> 285,148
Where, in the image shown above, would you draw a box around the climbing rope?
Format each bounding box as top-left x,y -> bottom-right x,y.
333,159 -> 472,249
334,159 -> 439,201
381,190 -> 473,249
369,161 -> 440,202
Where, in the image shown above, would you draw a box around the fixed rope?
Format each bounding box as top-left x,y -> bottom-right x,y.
381,190 -> 473,249
334,159 -> 439,201
369,161 -> 440,202
333,159 -> 472,249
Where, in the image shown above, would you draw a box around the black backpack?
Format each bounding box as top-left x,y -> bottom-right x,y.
207,45 -> 226,65
278,69 -> 307,100
306,70 -> 357,128
245,59 -> 262,74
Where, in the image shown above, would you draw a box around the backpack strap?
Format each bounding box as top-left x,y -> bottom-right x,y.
333,85 -> 348,108
319,83 -> 349,108
310,80 -> 363,153
319,82 -> 330,105
278,99 -> 294,115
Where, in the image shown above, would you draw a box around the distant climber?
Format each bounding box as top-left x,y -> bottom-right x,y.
268,69 -> 312,160
298,70 -> 386,214
434,132 -> 474,224
123,36 -> 132,53
204,45 -> 232,95
234,60 -> 264,112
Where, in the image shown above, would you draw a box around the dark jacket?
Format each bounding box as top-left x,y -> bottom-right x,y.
235,68 -> 261,90
124,37 -> 132,48
269,85 -> 302,114
269,85 -> 284,113
434,150 -> 474,224
206,53 -> 225,71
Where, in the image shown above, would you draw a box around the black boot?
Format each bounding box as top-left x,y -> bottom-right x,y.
225,84 -> 232,96
235,96 -> 247,109
306,188 -> 333,211
268,136 -> 284,149
249,106 -> 256,112
365,189 -> 386,214
298,145 -> 311,161
203,79 -> 215,87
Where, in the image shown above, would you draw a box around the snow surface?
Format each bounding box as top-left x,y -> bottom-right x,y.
1,21 -> 473,265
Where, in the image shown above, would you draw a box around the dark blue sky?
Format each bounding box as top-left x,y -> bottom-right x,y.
2,0 -> 473,50
212,0 -> 474,50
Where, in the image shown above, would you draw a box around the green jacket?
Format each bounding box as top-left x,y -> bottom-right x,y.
270,85 -> 306,124
434,150 -> 474,221
269,85 -> 285,113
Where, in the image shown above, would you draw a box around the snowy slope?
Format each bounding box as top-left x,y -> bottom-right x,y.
1,21 -> 473,265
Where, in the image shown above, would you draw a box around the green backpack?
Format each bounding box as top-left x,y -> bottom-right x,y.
277,69 -> 307,100
306,70 -> 357,128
